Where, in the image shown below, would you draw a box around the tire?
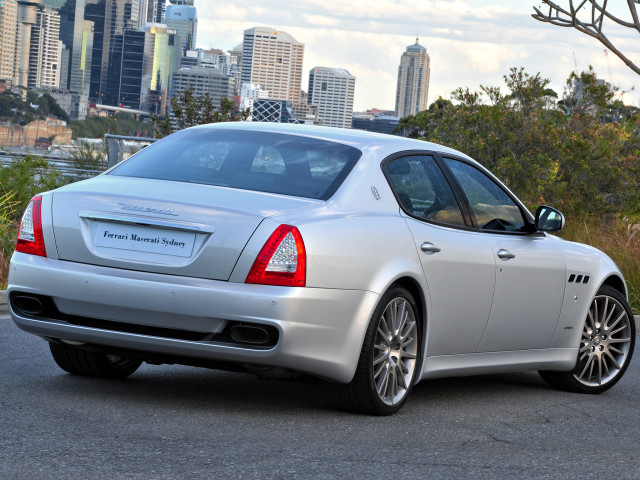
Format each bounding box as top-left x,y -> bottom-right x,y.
539,284 -> 636,394
49,342 -> 142,379
330,285 -> 421,415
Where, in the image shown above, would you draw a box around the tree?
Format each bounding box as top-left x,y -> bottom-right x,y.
69,140 -> 107,177
532,1 -> 640,76
398,67 -> 640,217
70,112 -> 148,139
151,87 -> 251,139
0,154 -> 67,223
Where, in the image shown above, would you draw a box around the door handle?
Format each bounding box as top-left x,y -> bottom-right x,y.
497,249 -> 515,260
421,242 -> 441,254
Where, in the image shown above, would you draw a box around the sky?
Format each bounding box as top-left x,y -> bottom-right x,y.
194,1 -> 640,112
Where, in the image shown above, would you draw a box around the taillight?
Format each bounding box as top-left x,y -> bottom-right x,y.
16,195 -> 47,257
246,225 -> 306,287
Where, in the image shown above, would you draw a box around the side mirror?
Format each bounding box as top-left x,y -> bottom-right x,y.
535,205 -> 565,232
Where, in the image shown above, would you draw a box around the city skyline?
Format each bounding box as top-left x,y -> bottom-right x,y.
195,1 -> 640,112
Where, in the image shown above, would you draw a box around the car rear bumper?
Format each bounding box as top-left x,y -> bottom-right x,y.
8,252 -> 379,383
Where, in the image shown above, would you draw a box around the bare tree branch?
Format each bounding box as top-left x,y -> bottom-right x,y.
532,1 -> 640,76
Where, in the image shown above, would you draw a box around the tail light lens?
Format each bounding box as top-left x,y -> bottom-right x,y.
16,195 -> 47,257
246,225 -> 306,287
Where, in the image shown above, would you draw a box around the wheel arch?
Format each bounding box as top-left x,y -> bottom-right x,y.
390,275 -> 427,373
601,274 -> 627,299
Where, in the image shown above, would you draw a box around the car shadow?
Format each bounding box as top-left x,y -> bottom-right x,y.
39,362 -> 555,416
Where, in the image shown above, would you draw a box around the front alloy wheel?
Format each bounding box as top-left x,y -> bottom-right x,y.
539,285 -> 635,393
329,285 -> 420,415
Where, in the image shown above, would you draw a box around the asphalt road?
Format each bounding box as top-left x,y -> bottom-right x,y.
2,313 -> 639,480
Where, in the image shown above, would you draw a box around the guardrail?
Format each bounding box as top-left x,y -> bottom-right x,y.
0,134 -> 158,180
0,153 -> 104,180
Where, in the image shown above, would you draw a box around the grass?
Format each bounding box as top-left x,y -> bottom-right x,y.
0,191 -> 18,289
559,215 -> 640,314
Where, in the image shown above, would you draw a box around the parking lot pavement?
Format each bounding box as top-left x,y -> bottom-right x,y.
2,309 -> 640,479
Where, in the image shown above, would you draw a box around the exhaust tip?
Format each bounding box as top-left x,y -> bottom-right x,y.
13,295 -> 44,316
230,325 -> 271,345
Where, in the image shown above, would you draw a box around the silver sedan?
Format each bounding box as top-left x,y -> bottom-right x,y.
8,123 -> 636,415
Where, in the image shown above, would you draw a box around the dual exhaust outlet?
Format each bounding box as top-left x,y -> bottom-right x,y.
13,293 -> 274,347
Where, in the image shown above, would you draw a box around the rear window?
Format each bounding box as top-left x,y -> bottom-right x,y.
109,128 -> 362,200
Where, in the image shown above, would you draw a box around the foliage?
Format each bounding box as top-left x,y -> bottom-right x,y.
0,90 -> 70,125
151,87 -> 251,139
26,91 -> 70,123
0,154 -> 67,224
398,67 -> 640,218
0,155 -> 71,286
69,140 -> 107,176
69,112 -> 149,139
0,191 -> 18,287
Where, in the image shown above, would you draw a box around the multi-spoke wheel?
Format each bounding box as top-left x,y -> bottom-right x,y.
372,296 -> 419,406
539,285 -> 635,393
49,342 -> 142,379
329,285 -> 420,415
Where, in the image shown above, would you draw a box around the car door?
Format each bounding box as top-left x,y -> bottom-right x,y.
442,157 -> 566,353
384,154 -> 496,356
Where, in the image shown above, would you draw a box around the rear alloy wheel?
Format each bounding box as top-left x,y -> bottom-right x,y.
539,285 -> 635,393
330,286 -> 420,415
49,342 -> 142,379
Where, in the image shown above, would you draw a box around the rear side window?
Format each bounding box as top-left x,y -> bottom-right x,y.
385,155 -> 466,227
109,128 -> 362,200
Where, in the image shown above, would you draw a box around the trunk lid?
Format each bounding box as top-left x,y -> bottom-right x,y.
51,176 -> 318,280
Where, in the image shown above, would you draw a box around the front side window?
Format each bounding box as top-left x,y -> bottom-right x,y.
443,158 -> 526,232
385,155 -> 465,227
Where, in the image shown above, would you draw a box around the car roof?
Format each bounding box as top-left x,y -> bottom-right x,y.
190,122 -> 477,165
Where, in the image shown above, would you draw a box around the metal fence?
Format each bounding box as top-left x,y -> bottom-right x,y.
0,152 -> 104,180
0,135 -> 157,181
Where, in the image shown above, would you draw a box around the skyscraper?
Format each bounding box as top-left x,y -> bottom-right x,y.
0,0 -> 18,82
145,0 -> 165,23
58,0 -> 93,94
394,37 -> 430,118
241,27 -> 304,105
85,0 -> 141,105
164,1 -> 196,54
28,4 -> 62,88
15,0 -> 42,87
308,66 -> 355,129
119,23 -> 180,113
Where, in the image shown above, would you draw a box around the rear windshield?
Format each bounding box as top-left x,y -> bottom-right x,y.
109,128 -> 362,200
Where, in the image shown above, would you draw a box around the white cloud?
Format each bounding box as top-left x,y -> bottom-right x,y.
301,14 -> 341,27
194,0 -> 640,109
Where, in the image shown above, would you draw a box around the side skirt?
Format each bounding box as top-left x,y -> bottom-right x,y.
418,348 -> 578,381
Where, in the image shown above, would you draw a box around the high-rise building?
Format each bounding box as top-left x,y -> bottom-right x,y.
28,4 -> 62,88
171,66 -> 236,106
394,37 -> 430,118
308,66 -> 355,129
145,0 -> 165,23
241,27 -> 304,105
119,23 -> 180,114
15,0 -> 42,87
164,2 -> 196,53
58,0 -> 93,95
85,0 -> 141,105
0,0 -> 18,82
